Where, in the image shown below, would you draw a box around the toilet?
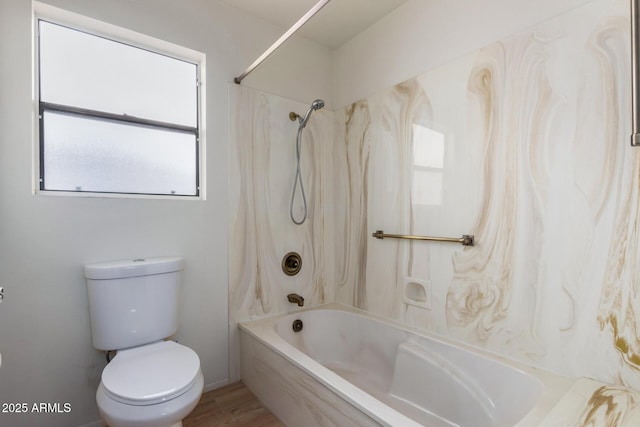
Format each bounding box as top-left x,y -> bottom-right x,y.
84,257 -> 203,427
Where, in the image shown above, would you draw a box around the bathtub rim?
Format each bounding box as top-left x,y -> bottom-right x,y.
239,302 -> 575,427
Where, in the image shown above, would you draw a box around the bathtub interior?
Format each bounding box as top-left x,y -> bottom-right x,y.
276,309 -> 543,427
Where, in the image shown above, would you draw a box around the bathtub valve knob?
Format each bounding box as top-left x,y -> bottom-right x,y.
282,252 -> 302,276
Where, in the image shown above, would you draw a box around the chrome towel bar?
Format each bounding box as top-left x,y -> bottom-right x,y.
372,230 -> 475,246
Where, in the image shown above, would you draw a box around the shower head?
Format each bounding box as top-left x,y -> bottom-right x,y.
292,99 -> 325,129
311,99 -> 325,110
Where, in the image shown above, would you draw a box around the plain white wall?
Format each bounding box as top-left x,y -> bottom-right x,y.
0,0 -> 330,426
331,0 -> 594,108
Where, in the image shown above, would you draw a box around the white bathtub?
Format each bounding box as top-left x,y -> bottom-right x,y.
239,303 -> 572,427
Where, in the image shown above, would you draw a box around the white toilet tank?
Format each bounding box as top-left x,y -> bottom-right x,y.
84,257 -> 184,351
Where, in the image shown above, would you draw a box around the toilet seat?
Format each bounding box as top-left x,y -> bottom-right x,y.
102,340 -> 201,406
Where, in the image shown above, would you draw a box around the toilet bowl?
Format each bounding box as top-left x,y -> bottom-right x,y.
96,341 -> 204,427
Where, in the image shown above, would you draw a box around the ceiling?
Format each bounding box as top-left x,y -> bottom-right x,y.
219,0 -> 408,49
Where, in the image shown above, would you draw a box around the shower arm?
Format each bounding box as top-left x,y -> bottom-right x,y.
234,0 -> 332,84
633,0 -> 640,145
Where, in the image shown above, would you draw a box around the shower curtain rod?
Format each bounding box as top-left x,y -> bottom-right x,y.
234,0 -> 332,84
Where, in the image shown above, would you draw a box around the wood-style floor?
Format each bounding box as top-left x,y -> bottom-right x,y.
183,381 -> 285,427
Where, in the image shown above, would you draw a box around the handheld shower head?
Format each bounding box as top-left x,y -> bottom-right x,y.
289,98 -> 325,225
290,99 -> 325,129
311,99 -> 325,110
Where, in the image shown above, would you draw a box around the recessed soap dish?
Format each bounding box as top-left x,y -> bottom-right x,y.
403,278 -> 431,310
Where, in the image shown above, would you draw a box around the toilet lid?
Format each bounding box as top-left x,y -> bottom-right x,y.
102,341 -> 201,406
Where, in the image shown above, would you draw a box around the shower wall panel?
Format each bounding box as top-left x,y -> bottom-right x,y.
229,0 -> 640,391
333,0 -> 640,389
228,85 -> 334,381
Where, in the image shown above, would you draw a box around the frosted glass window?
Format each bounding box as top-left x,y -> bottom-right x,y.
37,17 -> 201,197
43,111 -> 197,195
39,21 -> 197,127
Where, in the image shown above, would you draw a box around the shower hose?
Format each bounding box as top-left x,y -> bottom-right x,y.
290,125 -> 307,225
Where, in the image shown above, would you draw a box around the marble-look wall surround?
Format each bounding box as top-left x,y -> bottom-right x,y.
230,0 -> 640,391
228,86 -> 334,379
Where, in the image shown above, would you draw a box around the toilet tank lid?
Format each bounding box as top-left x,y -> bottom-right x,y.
84,257 -> 183,280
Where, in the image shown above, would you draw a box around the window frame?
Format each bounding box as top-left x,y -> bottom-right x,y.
33,2 -> 206,199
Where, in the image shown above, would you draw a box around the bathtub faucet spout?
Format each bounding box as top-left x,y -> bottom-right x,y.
287,293 -> 304,307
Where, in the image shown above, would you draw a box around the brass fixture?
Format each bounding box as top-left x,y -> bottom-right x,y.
292,319 -> 303,333
289,112 -> 299,121
282,252 -> 302,276
372,230 -> 475,246
287,293 -> 304,307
